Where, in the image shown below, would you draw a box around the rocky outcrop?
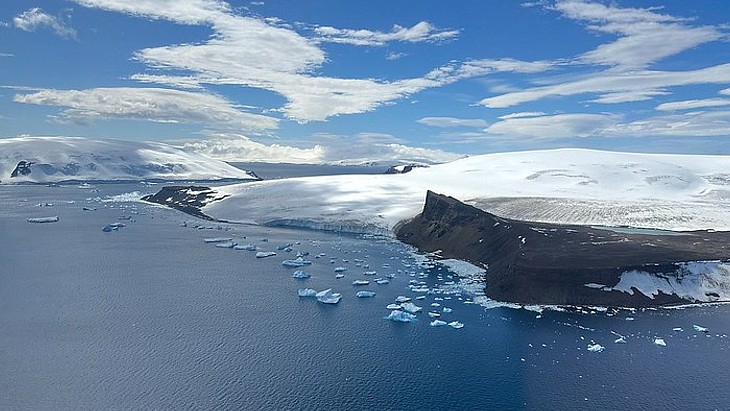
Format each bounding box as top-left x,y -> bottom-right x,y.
10,161 -> 33,178
396,191 -> 730,307
141,186 -> 226,220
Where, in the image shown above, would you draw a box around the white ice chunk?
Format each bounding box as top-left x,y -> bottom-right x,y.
215,241 -> 236,248
27,216 -> 59,223
292,270 -> 311,279
375,279 -> 390,285
693,324 -> 709,333
442,307 -> 453,313
234,244 -> 257,251
614,337 -> 627,344
316,288 -> 342,304
203,237 -> 232,243
448,321 -> 464,329
282,257 -> 312,267
334,266 -> 347,273
386,304 -> 402,310
400,302 -> 422,314
335,273 -> 345,279
356,291 -> 376,298
255,251 -> 277,258
430,320 -> 447,327
587,343 -> 605,352
298,288 -> 317,297
654,338 -> 667,346
384,310 -> 417,322
395,296 -> 411,303
428,312 -> 441,318
352,280 -> 370,286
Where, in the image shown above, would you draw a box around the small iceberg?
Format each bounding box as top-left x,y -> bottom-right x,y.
395,296 -> 411,303
400,302 -> 422,314
430,320 -> 447,327
277,243 -> 293,250
335,273 -> 345,279
234,244 -> 257,251
215,241 -> 236,248
587,343 -> 605,352
448,321 -> 464,329
363,271 -> 377,276
298,288 -> 317,297
356,291 -> 376,298
614,337 -> 627,344
27,216 -> 59,223
316,288 -> 342,304
654,338 -> 667,347
386,304 -> 401,310
384,310 -> 417,322
292,270 -> 311,279
102,223 -> 126,232
334,267 -> 347,273
352,280 -> 370,286
442,307 -> 453,313
428,312 -> 441,318
693,325 -> 709,333
375,279 -> 390,285
255,251 -> 277,258
203,237 -> 232,243
282,257 -> 312,267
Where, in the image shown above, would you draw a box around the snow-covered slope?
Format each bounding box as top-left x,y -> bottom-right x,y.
0,136 -> 258,184
202,148 -> 730,232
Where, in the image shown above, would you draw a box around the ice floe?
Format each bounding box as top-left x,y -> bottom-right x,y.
587,343 -> 605,352
27,216 -> 59,223
298,288 -> 317,297
654,338 -> 667,347
386,304 -> 401,310
234,244 -> 257,251
430,320 -> 447,327
448,321 -> 464,329
384,310 -> 417,322
693,324 -> 709,333
282,257 -> 312,267
352,280 -> 370,286
316,288 -> 342,304
395,296 -> 411,303
215,241 -> 236,248
292,270 -> 311,279
428,312 -> 441,318
203,237 -> 232,243
400,302 -> 422,314
356,291 -> 376,298
255,251 -> 277,258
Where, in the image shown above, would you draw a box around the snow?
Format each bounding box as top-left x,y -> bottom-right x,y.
384,310 -> 417,322
202,148 -> 730,233
0,136 -> 257,184
356,291 -> 376,298
27,216 -> 58,223
315,288 -> 342,304
611,262 -> 730,302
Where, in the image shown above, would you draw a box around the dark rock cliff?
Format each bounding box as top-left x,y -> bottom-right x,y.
396,191 -> 730,307
141,186 -> 225,221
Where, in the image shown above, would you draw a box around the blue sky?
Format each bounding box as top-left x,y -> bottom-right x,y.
2,0 -> 730,162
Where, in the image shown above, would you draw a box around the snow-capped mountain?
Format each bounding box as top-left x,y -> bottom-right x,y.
0,136 -> 258,184
199,148 -> 730,232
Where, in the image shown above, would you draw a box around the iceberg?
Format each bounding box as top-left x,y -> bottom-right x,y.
587,343 -> 605,352
335,273 -> 345,279
356,291 -> 376,298
448,321 -> 464,329
428,312 -> 441,318
316,288 -> 342,304
693,325 -> 709,333
384,310 -> 417,322
255,251 -> 277,258
395,296 -> 411,303
352,280 -> 370,286
298,288 -> 317,297
442,307 -> 453,313
292,270 -> 311,279
334,266 -> 347,273
203,237 -> 233,243
363,271 -> 377,276
654,338 -> 667,347
215,241 -> 236,248
27,216 -> 59,223
614,337 -> 627,344
400,302 -> 422,314
234,243 -> 257,251
375,279 -> 390,285
430,320 -> 447,326
282,257 -> 312,267
386,304 -> 401,310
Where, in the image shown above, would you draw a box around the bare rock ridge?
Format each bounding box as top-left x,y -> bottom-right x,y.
396,191 -> 730,307
141,186 -> 224,221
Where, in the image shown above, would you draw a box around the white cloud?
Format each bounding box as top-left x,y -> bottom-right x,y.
656,98 -> 730,111
720,88 -> 730,96
417,117 -> 488,128
13,87 -> 278,130
386,51 -> 407,61
608,110 -> 730,137
13,8 -> 77,39
313,21 -> 459,46
184,133 -> 464,164
486,113 -> 618,139
498,111 -> 546,120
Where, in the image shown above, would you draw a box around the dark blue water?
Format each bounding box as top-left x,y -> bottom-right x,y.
1,184 -> 729,410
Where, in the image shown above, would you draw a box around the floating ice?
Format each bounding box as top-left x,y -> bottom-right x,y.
395,296 -> 411,303
654,338 -> 667,346
430,320 -> 447,327
384,310 -> 417,322
428,312 -> 441,318
386,304 -> 401,310
673,327 -> 683,332
356,291 -> 376,298
277,243 -> 293,250
298,288 -> 317,297
334,267 -> 347,273
27,216 -> 59,223
335,273 -> 345,279
316,288 -> 342,304
102,222 -> 126,232
282,257 -> 312,267
363,271 -> 377,276
255,251 -> 277,258
203,237 -> 232,243
375,279 -> 389,285
614,337 -> 627,344
448,321 -> 464,329
400,302 -> 422,314
352,280 -> 369,286
693,325 -> 709,333
442,307 -> 453,313
431,303 -> 441,307
234,244 -> 257,251
587,343 -> 605,352
292,270 -> 311,279
215,241 -> 236,248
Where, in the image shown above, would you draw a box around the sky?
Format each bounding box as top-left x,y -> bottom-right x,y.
2,0 -> 730,163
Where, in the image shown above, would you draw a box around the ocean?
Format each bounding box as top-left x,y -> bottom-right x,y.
1,175 -> 729,410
